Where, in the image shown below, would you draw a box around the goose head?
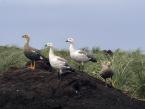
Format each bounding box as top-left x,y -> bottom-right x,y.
45,42 -> 53,48
22,33 -> 30,43
66,37 -> 75,44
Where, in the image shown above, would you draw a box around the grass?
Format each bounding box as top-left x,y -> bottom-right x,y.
0,46 -> 28,72
0,45 -> 145,99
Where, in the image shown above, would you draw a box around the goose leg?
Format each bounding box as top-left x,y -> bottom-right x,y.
58,69 -> 62,80
31,61 -> 35,70
28,61 -> 33,69
78,65 -> 81,71
81,62 -> 84,71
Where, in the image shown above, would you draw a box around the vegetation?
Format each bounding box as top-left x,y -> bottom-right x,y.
0,46 -> 28,72
0,45 -> 145,100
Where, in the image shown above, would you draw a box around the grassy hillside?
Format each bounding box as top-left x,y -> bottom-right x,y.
0,46 -> 28,72
0,46 -> 145,100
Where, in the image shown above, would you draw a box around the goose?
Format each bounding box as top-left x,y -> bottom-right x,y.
66,37 -> 97,70
22,34 -> 49,70
102,50 -> 113,56
100,61 -> 114,84
45,42 -> 72,79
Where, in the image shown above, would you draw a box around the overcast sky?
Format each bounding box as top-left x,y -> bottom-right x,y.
0,0 -> 145,50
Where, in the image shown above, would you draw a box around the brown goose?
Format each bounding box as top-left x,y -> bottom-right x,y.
22,34 -> 49,70
100,61 -> 114,83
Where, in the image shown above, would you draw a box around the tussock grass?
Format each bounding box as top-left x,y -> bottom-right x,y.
0,45 -> 145,99
0,46 -> 27,72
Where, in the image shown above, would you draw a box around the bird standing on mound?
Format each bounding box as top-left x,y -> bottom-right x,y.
100,61 -> 114,85
22,34 -> 49,70
66,37 -> 97,70
45,42 -> 72,79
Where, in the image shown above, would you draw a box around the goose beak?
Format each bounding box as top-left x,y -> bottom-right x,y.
65,40 -> 69,42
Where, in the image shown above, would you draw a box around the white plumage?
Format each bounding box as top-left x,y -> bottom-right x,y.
70,49 -> 90,63
46,43 -> 70,79
66,38 -> 97,70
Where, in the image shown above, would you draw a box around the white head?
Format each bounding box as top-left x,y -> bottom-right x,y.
66,37 -> 75,44
45,42 -> 53,47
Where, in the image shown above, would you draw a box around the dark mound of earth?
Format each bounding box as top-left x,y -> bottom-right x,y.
0,63 -> 145,109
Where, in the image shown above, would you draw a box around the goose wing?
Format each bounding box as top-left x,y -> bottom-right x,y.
78,49 -> 87,55
56,56 -> 70,69
56,56 -> 68,63
24,46 -> 45,60
29,46 -> 41,54
78,49 -> 97,62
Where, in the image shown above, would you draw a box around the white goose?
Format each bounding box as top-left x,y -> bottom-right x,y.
45,42 -> 71,79
66,37 -> 97,70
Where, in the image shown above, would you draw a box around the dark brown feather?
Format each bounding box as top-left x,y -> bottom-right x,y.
100,69 -> 114,80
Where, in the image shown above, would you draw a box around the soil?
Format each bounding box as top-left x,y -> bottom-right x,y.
0,61 -> 145,109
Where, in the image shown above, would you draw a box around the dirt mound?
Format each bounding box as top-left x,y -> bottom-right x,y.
0,64 -> 145,109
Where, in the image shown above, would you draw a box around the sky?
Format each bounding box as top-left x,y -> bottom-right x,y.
0,0 -> 145,51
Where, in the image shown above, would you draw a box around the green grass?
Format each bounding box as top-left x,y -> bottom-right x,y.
0,46 -> 28,72
0,45 -> 145,99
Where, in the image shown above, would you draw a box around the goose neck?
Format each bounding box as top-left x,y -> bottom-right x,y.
49,47 -> 54,56
69,43 -> 75,52
24,38 -> 29,46
23,41 -> 29,51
